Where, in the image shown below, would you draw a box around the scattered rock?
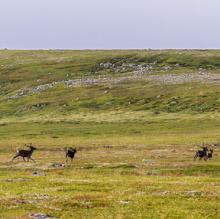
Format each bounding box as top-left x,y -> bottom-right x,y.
9,70 -> 220,100
32,194 -> 50,200
161,66 -> 172,71
142,159 -> 155,164
169,100 -> 178,105
119,200 -> 130,205
50,163 -> 65,168
152,191 -> 170,196
99,61 -> 154,73
32,171 -> 46,176
186,190 -> 202,197
145,170 -> 160,175
13,199 -> 37,204
147,72 -> 220,85
30,213 -> 57,219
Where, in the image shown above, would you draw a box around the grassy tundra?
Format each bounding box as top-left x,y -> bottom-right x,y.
1,50 -> 220,218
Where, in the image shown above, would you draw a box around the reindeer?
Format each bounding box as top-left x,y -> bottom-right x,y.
66,147 -> 77,163
207,149 -> 214,160
194,146 -> 208,161
12,144 -> 37,162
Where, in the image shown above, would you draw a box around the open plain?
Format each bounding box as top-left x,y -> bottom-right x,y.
1,50 -> 220,218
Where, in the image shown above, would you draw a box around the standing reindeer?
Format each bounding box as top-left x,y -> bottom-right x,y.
194,146 -> 208,161
66,147 -> 77,163
207,149 -> 214,160
12,144 -> 37,162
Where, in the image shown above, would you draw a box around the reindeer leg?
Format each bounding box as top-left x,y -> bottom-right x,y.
23,157 -> 26,162
194,154 -> 198,161
66,154 -> 69,163
12,154 -> 19,162
29,157 -> 35,162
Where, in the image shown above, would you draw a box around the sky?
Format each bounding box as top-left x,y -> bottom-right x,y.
0,0 -> 219,49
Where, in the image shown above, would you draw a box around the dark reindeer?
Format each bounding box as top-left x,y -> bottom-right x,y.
66,147 -> 77,163
12,144 -> 37,162
194,146 -> 208,161
207,149 -> 214,160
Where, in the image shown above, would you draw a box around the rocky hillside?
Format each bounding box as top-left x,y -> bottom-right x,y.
1,50 -> 220,122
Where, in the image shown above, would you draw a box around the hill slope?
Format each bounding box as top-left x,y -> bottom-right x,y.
1,50 -> 220,145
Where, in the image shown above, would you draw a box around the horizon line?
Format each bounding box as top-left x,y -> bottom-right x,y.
1,48 -> 220,51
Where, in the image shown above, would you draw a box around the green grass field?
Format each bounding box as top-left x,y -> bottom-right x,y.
1,50 -> 220,218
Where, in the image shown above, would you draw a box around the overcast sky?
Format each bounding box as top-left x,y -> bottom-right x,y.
0,0 -> 219,49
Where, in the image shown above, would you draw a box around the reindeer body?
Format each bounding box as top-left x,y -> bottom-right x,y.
66,147 -> 77,162
12,145 -> 37,162
194,147 -> 208,161
207,149 -> 213,160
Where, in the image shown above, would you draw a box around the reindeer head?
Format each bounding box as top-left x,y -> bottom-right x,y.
202,146 -> 208,152
26,144 -> 37,150
67,147 -> 77,153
